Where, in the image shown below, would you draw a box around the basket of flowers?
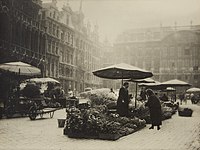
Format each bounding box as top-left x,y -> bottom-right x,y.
178,108 -> 193,117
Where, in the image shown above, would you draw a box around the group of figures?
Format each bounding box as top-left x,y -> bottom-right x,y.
116,82 -> 162,130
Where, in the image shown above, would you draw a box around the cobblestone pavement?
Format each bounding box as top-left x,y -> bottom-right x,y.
0,101 -> 200,150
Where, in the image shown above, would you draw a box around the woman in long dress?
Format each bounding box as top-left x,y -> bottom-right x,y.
145,89 -> 162,130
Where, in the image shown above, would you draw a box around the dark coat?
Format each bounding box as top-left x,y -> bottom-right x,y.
145,95 -> 162,126
117,87 -> 129,117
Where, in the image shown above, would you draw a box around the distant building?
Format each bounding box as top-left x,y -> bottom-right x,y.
114,25 -> 200,87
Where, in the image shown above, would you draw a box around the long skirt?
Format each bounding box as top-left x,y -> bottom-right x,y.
149,108 -> 162,126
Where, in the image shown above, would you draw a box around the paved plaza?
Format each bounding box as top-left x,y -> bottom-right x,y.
0,102 -> 200,150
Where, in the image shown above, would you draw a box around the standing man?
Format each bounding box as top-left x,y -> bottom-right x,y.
117,82 -> 129,117
68,89 -> 73,98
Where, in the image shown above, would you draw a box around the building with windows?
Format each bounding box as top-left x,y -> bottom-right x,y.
41,0 -> 103,92
0,0 -> 46,75
41,0 -> 76,92
114,25 -> 200,87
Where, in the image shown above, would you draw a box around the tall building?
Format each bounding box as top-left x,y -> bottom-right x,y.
41,0 -> 76,92
41,0 -> 103,92
0,0 -> 46,75
114,25 -> 200,87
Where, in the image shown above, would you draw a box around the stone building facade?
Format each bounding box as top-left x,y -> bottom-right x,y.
0,0 -> 46,75
114,25 -> 200,87
41,0 -> 103,92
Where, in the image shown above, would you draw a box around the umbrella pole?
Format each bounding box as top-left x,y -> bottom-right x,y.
121,72 -> 124,86
17,68 -> 21,100
135,83 -> 138,108
175,87 -> 177,102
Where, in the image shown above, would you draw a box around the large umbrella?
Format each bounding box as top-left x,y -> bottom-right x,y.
139,81 -> 161,87
160,79 -> 191,87
160,79 -> 191,101
186,87 -> 200,93
126,78 -> 155,107
93,63 -> 153,80
0,61 -> 41,76
27,77 -> 60,84
165,87 -> 176,92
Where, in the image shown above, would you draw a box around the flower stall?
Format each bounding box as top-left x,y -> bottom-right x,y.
64,89 -> 146,140
63,88 -> 177,140
64,106 -> 146,140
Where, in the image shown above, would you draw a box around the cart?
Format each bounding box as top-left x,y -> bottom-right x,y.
28,97 -> 60,120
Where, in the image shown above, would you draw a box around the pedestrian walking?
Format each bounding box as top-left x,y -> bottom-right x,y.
68,89 -> 73,98
117,82 -> 129,117
179,93 -> 185,105
191,93 -> 195,104
145,89 -> 162,130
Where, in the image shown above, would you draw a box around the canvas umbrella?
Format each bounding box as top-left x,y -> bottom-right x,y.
138,81 -> 162,89
126,78 -> 155,107
93,63 -> 153,82
165,87 -> 176,92
186,87 -> 200,93
27,77 -> 60,84
0,61 -> 41,99
160,79 -> 191,87
160,79 -> 191,101
0,61 -> 41,76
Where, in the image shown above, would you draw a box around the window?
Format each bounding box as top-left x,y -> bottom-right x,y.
172,62 -> 175,68
194,75 -> 199,80
184,47 -> 190,55
66,15 -> 69,25
42,11 -> 45,19
60,50 -> 64,62
48,40 -> 51,52
193,66 -> 198,71
55,43 -> 58,54
53,11 -> 56,19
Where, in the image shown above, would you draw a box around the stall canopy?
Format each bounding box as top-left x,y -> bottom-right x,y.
186,87 -> 200,93
27,77 -> 60,84
160,79 -> 191,101
127,78 -> 155,83
139,81 -> 161,87
93,63 -> 153,80
160,79 -> 191,87
0,61 -> 41,76
165,87 -> 176,92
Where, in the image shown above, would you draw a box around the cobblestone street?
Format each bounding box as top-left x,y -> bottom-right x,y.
0,102 -> 200,150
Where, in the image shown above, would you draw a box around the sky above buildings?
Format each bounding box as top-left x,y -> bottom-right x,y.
42,0 -> 200,43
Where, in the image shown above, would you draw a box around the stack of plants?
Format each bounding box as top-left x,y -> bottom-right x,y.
64,88 -> 176,140
64,105 -> 146,140
79,88 -> 118,108
130,101 -> 176,124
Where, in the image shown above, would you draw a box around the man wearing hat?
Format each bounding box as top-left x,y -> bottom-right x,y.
117,82 -> 129,117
